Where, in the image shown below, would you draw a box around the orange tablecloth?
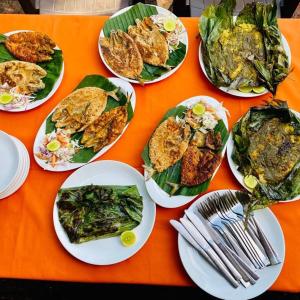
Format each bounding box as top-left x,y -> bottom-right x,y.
0,15 -> 300,292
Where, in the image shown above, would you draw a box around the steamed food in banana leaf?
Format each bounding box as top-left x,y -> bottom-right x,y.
200,0 -> 289,94
232,100 -> 300,204
57,185 -> 143,243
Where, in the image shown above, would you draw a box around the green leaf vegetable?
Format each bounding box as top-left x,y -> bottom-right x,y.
57,185 -> 143,243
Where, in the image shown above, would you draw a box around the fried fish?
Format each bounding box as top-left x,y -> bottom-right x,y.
128,17 -> 169,67
0,60 -> 46,95
81,105 -> 128,152
149,117 -> 191,173
5,31 -> 56,63
181,146 -> 221,186
100,30 -> 143,79
52,87 -> 118,133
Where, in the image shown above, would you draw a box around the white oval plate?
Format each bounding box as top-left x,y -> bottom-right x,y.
178,189 -> 285,300
53,160 -> 156,265
199,32 -> 291,97
144,95 -> 229,208
0,30 -> 64,112
98,5 -> 188,85
227,109 -> 300,202
33,77 -> 136,172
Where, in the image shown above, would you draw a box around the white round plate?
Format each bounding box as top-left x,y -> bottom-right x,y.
227,109 -> 300,202
33,77 -> 136,172
178,189 -> 285,300
0,131 -> 20,193
144,95 -> 229,208
0,30 -> 64,112
199,33 -> 291,97
98,5 -> 188,84
53,160 -> 156,265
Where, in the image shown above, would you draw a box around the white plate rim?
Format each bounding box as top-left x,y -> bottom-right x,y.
144,95 -> 229,208
98,4 -> 188,85
227,109 -> 300,202
53,160 -> 156,265
0,29 -> 64,112
33,77 -> 136,172
178,189 -> 285,300
198,28 -> 291,98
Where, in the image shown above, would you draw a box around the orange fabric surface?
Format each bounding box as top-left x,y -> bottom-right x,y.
0,15 -> 300,291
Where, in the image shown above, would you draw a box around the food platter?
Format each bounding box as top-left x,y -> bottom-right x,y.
0,30 -> 64,112
53,160 -> 156,265
178,190 -> 285,300
33,76 -> 135,172
98,3 -> 188,84
227,102 -> 300,202
143,96 -> 229,208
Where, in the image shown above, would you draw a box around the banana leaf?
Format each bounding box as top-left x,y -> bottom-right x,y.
57,185 -> 143,243
45,75 -> 134,163
0,34 -> 63,101
102,3 -> 187,81
142,106 -> 229,196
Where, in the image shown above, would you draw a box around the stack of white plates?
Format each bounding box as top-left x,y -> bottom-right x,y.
0,131 -> 30,199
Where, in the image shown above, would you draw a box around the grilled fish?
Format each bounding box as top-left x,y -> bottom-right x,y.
5,31 -> 56,63
100,30 -> 143,79
128,17 -> 169,67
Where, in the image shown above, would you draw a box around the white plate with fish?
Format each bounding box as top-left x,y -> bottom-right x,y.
142,95 -> 229,208
0,30 -> 64,112
33,76 -> 135,172
98,3 -> 188,84
53,160 -> 156,265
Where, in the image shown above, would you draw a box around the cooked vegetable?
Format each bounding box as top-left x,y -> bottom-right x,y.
57,185 -> 143,244
200,0 -> 289,94
232,100 -> 300,203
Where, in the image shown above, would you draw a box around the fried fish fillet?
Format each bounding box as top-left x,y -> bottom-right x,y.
5,31 -> 56,63
181,146 -> 221,186
81,105 -> 128,152
0,60 -> 46,95
128,17 -> 169,67
100,30 -> 143,79
149,117 -> 191,173
52,87 -> 116,133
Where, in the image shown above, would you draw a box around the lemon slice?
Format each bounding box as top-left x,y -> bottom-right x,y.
120,230 -> 136,247
0,93 -> 14,105
244,175 -> 258,189
163,18 -> 176,32
46,139 -> 61,152
252,86 -> 266,94
238,86 -> 253,93
192,102 -> 206,116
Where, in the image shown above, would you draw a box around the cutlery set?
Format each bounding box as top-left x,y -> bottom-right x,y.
171,191 -> 280,288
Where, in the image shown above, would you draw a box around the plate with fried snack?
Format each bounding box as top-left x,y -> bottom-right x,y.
33,75 -> 135,171
142,96 -> 229,208
98,3 -> 188,84
0,30 -> 64,112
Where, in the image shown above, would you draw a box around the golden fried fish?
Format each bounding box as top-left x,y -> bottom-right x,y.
0,60 -> 46,95
5,31 -> 56,63
100,30 -> 143,79
149,117 -> 191,173
52,87 -> 118,133
81,105 -> 128,152
181,146 -> 221,186
128,17 -> 169,67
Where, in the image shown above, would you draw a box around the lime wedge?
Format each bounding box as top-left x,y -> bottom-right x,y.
238,86 -> 253,93
244,175 -> 258,189
120,230 -> 136,247
192,103 -> 206,116
253,86 -> 266,94
163,18 -> 176,32
0,93 -> 14,105
46,139 -> 61,152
